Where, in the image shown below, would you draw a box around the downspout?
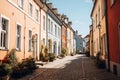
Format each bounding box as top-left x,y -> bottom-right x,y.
105,0 -> 110,72
24,13 -> 26,59
39,7 -> 42,61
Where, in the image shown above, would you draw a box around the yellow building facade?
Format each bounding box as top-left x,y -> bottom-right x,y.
91,0 -> 107,61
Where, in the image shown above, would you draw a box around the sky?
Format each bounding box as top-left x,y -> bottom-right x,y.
48,0 -> 93,38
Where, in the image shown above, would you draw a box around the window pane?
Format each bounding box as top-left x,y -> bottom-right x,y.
29,3 -> 32,16
29,30 -> 32,50
17,25 -> 21,50
0,18 -> 8,49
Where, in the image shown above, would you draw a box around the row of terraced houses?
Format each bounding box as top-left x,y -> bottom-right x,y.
90,0 -> 120,77
0,0 -> 79,62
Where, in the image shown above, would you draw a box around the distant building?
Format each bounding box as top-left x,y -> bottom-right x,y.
84,34 -> 90,53
74,31 -> 84,53
47,3 -> 62,56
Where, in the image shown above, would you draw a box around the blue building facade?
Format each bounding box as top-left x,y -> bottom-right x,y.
74,31 -> 84,53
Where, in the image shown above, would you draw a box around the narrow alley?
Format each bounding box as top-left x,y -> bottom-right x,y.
18,55 -> 118,80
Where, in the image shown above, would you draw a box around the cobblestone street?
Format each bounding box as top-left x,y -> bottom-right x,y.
15,54 -> 119,80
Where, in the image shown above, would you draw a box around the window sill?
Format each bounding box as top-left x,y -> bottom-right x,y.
28,50 -> 32,52
0,48 -> 8,51
16,49 -> 21,52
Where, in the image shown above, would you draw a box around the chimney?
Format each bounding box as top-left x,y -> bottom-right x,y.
68,21 -> 72,26
47,3 -> 53,9
52,8 -> 58,14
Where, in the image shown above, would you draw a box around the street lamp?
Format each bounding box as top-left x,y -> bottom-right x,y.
98,23 -> 101,53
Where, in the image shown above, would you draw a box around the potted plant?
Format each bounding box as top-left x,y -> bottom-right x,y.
48,53 -> 55,62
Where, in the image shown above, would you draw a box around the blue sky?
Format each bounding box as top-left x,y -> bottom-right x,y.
48,0 -> 93,37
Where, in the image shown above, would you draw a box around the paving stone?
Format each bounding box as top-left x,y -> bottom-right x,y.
11,54 -> 118,80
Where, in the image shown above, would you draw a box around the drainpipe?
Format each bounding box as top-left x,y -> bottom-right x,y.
105,0 -> 110,72
24,14 -> 26,59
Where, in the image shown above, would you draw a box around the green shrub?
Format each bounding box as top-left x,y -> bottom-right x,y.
60,53 -> 65,58
62,48 -> 67,55
43,56 -> 49,62
60,48 -> 67,58
94,52 -> 105,69
11,57 -> 37,78
70,52 -> 74,56
48,53 -> 55,62
0,63 -> 11,77
8,49 -> 18,66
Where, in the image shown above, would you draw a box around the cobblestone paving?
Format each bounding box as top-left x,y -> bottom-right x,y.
11,55 -> 119,80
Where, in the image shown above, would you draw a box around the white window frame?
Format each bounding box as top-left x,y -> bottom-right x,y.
18,0 -> 23,8
16,23 -> 21,50
43,16 -> 46,31
48,19 -> 50,32
36,9 -> 39,21
28,30 -> 32,51
51,21 -> 53,33
0,16 -> 9,50
55,25 -> 57,37
29,3 -> 33,17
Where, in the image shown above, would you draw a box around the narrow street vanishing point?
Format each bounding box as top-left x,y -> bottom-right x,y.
18,55 -> 118,80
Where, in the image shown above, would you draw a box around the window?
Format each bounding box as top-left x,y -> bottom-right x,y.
29,3 -> 33,16
111,0 -> 116,6
55,25 -> 57,37
58,28 -> 61,38
98,8 -> 100,23
36,9 -> 39,21
28,30 -> 32,51
118,23 -> 120,49
43,38 -> 45,45
18,0 -> 23,8
51,22 -> 53,33
16,24 -> 21,50
0,18 -> 9,49
48,19 -> 50,32
102,0 -> 105,17
43,16 -> 45,30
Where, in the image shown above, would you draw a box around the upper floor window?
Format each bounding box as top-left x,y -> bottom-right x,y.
28,30 -> 32,51
96,14 -> 97,27
16,24 -> 21,50
51,22 -> 53,33
18,0 -> 23,8
55,25 -> 57,37
111,0 -> 116,6
58,28 -> 61,38
43,16 -> 46,30
0,18 -> 9,49
43,38 -> 45,45
29,3 -> 33,16
36,9 -> 39,21
98,8 -> 100,23
48,19 -> 50,32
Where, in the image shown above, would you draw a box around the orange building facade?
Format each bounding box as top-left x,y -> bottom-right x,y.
0,0 -> 40,61
62,24 -> 67,49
